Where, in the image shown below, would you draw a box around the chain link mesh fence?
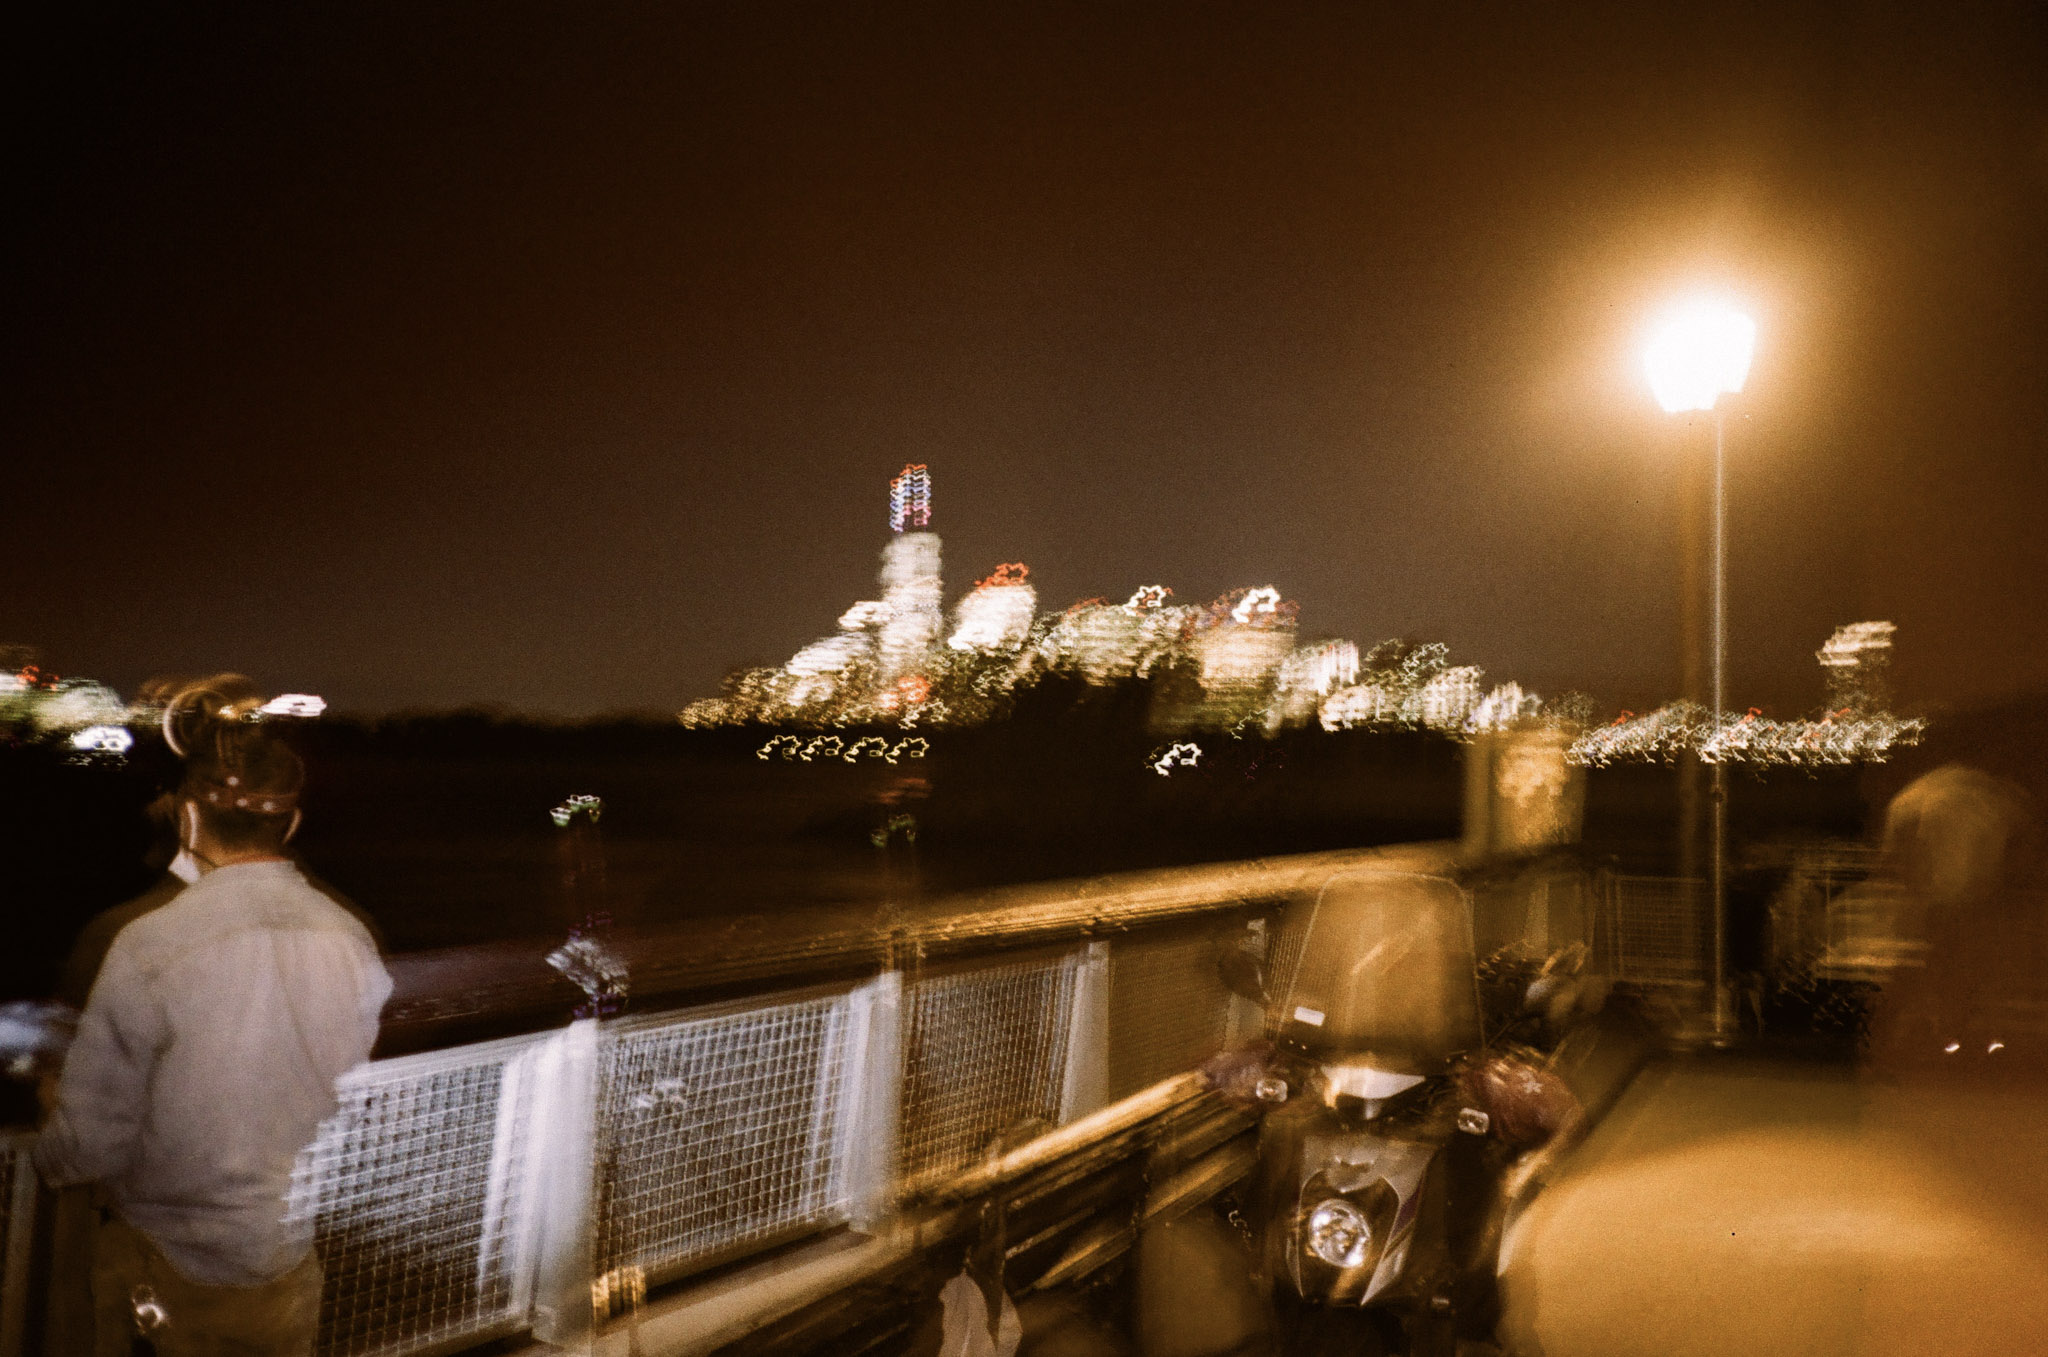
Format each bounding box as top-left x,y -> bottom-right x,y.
291,1035 -> 544,1357
1763,842 -> 1890,1041
1595,873 -> 1707,987
900,950 -> 1078,1187
1263,902 -> 1312,1032
595,989 -> 857,1284
1104,920 -> 1251,1102
6,879 -> 1349,1352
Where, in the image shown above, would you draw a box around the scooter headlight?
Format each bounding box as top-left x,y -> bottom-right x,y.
1305,1197 -> 1373,1270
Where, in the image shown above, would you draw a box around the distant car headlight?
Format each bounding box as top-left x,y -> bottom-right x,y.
1305,1197 -> 1373,1269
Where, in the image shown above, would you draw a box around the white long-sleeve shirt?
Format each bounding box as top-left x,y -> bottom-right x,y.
35,859 -> 392,1285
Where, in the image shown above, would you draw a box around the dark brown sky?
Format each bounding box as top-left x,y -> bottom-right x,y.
6,3 -> 2045,717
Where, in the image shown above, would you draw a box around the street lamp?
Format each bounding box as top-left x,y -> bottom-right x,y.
1645,299 -> 1755,1044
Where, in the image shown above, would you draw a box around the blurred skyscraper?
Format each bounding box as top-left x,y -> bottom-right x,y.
878,465 -> 943,685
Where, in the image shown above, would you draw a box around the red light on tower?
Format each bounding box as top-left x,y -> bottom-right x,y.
977,562 -> 1029,588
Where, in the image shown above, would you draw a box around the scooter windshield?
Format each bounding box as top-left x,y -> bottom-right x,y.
1280,871 -> 1481,1066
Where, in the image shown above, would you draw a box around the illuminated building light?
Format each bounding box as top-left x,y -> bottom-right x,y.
1466,683 -> 1542,733
1132,605 -> 1197,677
889,463 -> 932,532
1816,621 -> 1895,668
1281,638 -> 1483,734
1318,683 -> 1394,731
545,932 -> 629,1018
872,813 -> 919,847
1281,641 -> 1359,697
949,567 -> 1037,653
679,698 -> 730,728
1566,702 -> 1708,765
549,794 -> 603,827
784,674 -> 840,711
779,635 -> 866,712
974,665 -> 1022,698
1194,624 -> 1294,694
787,634 -> 870,677
258,693 -> 326,718
33,680 -> 128,733
1419,666 -> 1486,729
1045,602 -> 1147,684
1267,641 -> 1361,731
1381,641 -> 1449,689
1816,620 -> 1896,715
755,732 -> 925,763
1124,585 -> 1172,612
10,664 -> 60,691
1698,709 -> 1927,767
978,562 -> 1029,588
1319,668 -> 1448,730
1230,587 -> 1285,625
839,600 -> 892,631
878,529 -> 943,681
1568,700 -> 1926,767
692,447 -> 1591,742
70,724 -> 134,754
1151,741 -> 1203,776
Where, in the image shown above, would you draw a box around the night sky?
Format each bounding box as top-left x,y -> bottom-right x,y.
7,4 -> 2046,718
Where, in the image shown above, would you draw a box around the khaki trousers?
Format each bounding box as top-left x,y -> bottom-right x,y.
87,1212 -> 321,1357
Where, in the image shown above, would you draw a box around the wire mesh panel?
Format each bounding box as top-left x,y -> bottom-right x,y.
1801,846 -> 1905,976
292,1034 -> 543,1357
1105,922 -> 1243,1102
1263,900 -> 1313,1032
597,990 -> 855,1283
1599,874 -> 1706,985
900,950 -> 1078,1186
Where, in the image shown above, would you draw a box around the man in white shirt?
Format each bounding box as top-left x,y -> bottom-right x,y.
37,733 -> 391,1355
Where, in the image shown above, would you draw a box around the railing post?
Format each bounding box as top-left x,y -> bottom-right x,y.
0,1137 -> 36,1357
1225,916 -> 1269,1046
1058,941 -> 1111,1124
837,970 -> 902,1231
526,1017 -> 601,1346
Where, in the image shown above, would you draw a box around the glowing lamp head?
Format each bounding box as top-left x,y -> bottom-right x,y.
1644,300 -> 1756,413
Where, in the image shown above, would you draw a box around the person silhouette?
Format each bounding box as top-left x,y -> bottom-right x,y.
35,689 -> 390,1354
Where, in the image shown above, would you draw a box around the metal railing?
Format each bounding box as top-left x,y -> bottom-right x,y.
901,946 -> 1096,1190
3,843 -> 1439,1354
595,985 -> 879,1287
293,1033 -> 547,1357
1,1134 -> 32,1357
1595,871 -> 1707,988
1785,843 -> 1910,979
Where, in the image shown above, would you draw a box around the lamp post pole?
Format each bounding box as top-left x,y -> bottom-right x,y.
1709,405 -> 1731,1043
1644,297 -> 1753,1047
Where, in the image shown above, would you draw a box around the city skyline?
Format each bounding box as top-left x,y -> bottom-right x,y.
8,5 -> 2045,717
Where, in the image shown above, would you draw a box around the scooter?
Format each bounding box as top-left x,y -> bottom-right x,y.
1214,862 -> 1644,1356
